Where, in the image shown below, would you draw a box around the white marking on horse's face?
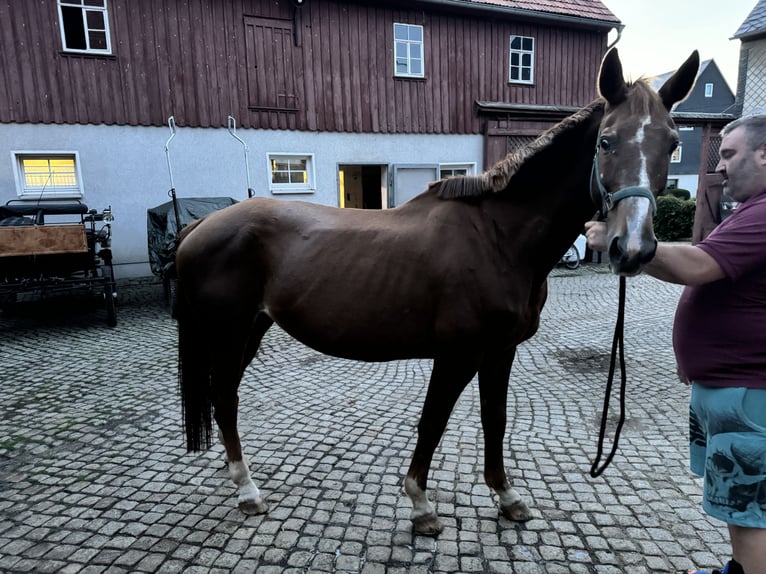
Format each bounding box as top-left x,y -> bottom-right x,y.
632,115 -> 653,189
622,115 -> 654,253
622,196 -> 654,254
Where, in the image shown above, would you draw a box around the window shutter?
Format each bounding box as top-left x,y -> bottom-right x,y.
244,17 -> 299,111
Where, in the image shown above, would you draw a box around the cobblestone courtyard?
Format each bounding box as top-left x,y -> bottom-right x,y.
0,267 -> 730,573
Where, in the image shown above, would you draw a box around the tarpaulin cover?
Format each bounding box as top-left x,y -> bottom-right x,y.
146,196 -> 237,276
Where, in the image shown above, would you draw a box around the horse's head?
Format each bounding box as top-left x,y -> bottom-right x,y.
594,48 -> 699,275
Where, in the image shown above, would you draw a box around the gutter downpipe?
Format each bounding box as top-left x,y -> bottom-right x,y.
607,26 -> 623,51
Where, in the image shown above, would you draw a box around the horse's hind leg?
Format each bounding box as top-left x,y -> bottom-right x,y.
213,314 -> 272,515
478,350 -> 532,522
405,355 -> 479,536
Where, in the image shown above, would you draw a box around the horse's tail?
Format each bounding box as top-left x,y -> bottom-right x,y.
175,222 -> 214,452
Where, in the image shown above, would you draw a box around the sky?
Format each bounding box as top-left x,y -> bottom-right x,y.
600,0 -> 755,90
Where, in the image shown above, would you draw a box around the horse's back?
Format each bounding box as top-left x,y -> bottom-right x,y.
175,195 -> 545,360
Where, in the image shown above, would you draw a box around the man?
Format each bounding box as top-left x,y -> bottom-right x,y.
585,115 -> 766,574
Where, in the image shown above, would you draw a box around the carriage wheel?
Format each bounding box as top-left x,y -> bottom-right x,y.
101,257 -> 117,327
104,283 -> 117,327
0,292 -> 17,316
564,245 -> 581,269
163,275 -> 177,316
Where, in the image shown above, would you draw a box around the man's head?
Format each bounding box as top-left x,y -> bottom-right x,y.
717,114 -> 766,203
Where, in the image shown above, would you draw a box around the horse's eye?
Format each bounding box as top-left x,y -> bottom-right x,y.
599,137 -> 612,152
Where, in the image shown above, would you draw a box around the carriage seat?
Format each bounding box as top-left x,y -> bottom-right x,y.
2,200 -> 89,225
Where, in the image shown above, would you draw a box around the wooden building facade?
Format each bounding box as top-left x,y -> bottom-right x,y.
0,0 -> 621,277
1,0 -> 616,134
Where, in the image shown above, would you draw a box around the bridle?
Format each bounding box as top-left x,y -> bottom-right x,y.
587,141 -> 659,479
590,144 -> 658,218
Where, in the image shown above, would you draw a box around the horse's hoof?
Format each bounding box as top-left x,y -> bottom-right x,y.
412,513 -> 443,537
239,498 -> 268,515
500,499 -> 532,522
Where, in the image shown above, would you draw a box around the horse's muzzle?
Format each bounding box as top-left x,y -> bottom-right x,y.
608,235 -> 657,276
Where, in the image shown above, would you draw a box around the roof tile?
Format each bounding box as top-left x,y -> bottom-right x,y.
453,0 -> 620,23
734,0 -> 766,39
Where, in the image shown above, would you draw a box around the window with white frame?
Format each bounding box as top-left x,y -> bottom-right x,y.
705,83 -> 714,98
268,153 -> 315,194
394,23 -> 424,78
439,163 -> 476,178
671,144 -> 682,163
57,0 -> 112,55
12,152 -> 84,199
509,35 -> 534,84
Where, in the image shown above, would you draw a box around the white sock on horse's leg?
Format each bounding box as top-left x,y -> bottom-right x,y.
228,459 -> 268,515
404,476 -> 442,535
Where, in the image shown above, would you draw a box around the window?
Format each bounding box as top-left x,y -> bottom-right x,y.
671,145 -> 682,163
394,23 -> 424,78
12,152 -> 84,199
509,35 -> 534,84
666,179 -> 679,189
705,83 -> 714,98
268,153 -> 315,194
440,163 -> 476,178
57,0 -> 112,55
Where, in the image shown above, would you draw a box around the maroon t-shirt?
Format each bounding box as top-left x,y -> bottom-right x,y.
673,188 -> 766,388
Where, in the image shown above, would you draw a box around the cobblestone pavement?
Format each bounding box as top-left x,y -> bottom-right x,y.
0,265 -> 730,573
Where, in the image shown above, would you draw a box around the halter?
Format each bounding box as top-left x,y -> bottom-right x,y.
588,140 -> 658,478
590,146 -> 658,218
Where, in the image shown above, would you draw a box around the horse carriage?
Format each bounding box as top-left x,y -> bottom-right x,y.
147,116 -> 251,311
147,195 -> 237,309
0,199 -> 117,326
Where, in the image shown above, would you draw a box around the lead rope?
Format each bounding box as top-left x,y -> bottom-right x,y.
589,275 -> 627,478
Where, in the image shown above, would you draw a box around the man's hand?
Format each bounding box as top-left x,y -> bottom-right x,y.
677,365 -> 690,385
584,221 -> 608,253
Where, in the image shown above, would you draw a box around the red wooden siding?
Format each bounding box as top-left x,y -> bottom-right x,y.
0,0 -> 608,133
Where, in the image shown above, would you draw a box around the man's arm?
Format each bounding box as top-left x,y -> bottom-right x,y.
584,221 -> 726,286
644,243 -> 725,285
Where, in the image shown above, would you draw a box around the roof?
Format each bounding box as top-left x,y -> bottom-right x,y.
461,0 -> 619,21
734,0 -> 766,40
415,0 -> 621,28
646,59 -> 714,91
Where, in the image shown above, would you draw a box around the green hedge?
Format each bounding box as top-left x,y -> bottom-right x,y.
654,195 -> 695,241
662,188 -> 691,200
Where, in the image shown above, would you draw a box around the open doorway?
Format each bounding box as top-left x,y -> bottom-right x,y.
338,164 -> 388,209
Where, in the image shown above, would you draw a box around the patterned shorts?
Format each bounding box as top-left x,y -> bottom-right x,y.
689,383 -> 766,527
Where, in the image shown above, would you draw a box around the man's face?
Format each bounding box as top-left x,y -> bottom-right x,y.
716,126 -> 766,202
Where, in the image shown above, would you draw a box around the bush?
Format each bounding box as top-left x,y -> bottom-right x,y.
654,195 -> 695,241
664,188 -> 691,200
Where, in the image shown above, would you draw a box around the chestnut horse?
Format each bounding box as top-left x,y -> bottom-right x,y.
174,48 -> 698,535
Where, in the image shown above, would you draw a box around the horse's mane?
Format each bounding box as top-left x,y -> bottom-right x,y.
436,98 -> 607,200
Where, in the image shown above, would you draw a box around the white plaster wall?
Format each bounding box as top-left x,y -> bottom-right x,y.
0,124 -> 483,278
743,40 -> 766,117
673,174 -> 699,198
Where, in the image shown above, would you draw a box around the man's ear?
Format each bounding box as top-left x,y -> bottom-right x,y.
757,143 -> 766,166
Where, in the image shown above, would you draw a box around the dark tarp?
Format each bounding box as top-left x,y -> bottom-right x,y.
146,196 -> 237,277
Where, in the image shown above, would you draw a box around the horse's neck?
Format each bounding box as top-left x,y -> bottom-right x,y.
493,108 -> 603,277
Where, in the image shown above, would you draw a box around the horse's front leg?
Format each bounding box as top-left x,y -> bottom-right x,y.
405,356 -> 478,536
478,350 -> 532,521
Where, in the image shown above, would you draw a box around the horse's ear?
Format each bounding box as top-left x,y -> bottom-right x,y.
658,50 -> 700,111
598,48 -> 628,106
